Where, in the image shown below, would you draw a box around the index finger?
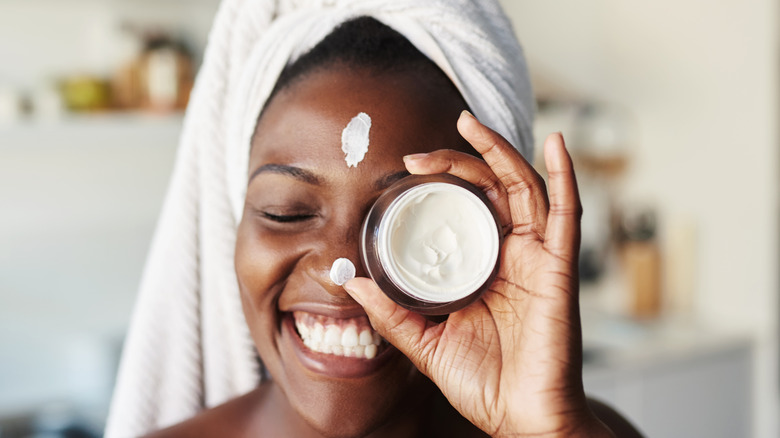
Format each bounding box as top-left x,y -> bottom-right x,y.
456,111 -> 549,238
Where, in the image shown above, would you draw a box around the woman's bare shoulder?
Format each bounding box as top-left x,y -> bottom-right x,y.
139,383 -> 490,438
143,386 -> 268,438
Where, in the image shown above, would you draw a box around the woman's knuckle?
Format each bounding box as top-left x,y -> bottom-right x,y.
550,203 -> 582,218
479,174 -> 502,193
503,174 -> 534,197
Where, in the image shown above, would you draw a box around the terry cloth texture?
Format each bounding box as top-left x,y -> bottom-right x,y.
105,0 -> 534,436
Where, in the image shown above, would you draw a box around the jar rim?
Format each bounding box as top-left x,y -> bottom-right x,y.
377,182 -> 499,303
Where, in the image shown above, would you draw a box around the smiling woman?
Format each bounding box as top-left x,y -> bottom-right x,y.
106,2 -> 641,438
232,34 -> 480,435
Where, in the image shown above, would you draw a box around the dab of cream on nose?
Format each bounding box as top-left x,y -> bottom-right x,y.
341,112 -> 371,168
329,258 -> 356,286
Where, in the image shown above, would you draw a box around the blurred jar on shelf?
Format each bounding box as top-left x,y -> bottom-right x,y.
60,76 -> 112,113
112,32 -> 194,113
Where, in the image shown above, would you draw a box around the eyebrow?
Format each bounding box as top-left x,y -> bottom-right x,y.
248,164 -> 323,186
248,163 -> 410,190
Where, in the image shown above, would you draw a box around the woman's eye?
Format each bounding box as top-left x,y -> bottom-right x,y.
261,212 -> 317,223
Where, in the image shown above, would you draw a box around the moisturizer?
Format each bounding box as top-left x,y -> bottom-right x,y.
378,182 -> 499,303
341,112 -> 371,168
329,257 -> 356,286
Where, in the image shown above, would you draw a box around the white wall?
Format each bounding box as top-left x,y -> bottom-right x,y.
0,0 -> 219,89
0,0 -> 218,424
0,116 -> 180,418
498,1 -> 778,436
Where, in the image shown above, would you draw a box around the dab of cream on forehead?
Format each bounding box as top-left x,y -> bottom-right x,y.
341,112 -> 371,168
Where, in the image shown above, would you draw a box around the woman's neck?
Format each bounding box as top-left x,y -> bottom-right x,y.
246,380 -> 444,438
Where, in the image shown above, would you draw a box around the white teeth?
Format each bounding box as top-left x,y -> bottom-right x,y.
294,315 -> 384,359
359,329 -> 373,346
312,325 -> 324,343
341,326 -> 359,347
324,326 -> 340,345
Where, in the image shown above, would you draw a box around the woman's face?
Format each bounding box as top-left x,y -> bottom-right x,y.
235,64 -> 470,437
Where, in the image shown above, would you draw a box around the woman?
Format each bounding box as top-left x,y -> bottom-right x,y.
107,2 -> 641,437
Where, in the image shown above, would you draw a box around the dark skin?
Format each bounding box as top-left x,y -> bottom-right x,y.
147,64 -> 643,437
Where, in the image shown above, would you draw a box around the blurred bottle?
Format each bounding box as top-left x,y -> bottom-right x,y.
619,206 -> 662,319
30,82 -> 65,120
0,86 -> 23,124
664,216 -> 698,316
111,24 -> 143,111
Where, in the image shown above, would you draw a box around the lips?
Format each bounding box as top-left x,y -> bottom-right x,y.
282,310 -> 396,378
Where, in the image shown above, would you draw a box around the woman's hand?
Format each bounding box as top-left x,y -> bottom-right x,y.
344,111 -> 614,437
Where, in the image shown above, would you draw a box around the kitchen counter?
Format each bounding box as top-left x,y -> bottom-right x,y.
581,314 -> 753,438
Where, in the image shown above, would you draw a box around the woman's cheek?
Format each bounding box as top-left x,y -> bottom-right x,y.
235,218 -> 313,313
237,222 -> 279,296
235,220 -> 292,357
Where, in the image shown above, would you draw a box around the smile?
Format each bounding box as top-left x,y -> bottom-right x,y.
293,311 -> 386,359
280,307 -> 399,379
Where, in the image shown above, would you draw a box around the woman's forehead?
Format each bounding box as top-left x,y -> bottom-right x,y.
249,66 -> 471,170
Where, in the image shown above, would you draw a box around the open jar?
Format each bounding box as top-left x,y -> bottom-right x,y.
360,174 -> 503,315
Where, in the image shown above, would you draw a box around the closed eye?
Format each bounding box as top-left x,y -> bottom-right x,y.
262,212 -> 317,223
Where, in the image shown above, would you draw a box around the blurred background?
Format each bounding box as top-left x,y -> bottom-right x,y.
0,0 -> 776,437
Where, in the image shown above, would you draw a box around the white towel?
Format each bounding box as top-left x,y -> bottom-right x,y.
105,1 -> 533,436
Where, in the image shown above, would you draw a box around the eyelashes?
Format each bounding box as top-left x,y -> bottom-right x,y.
246,203 -> 320,228
261,212 -> 318,223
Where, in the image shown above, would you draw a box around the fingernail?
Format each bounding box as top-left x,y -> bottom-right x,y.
403,153 -> 428,162
460,109 -> 476,119
486,188 -> 500,203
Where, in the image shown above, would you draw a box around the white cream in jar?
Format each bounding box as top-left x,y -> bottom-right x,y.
360,174 -> 502,314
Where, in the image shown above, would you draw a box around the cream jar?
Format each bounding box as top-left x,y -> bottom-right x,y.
360,174 -> 503,315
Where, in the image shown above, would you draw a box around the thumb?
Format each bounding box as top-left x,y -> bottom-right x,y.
343,277 -> 441,373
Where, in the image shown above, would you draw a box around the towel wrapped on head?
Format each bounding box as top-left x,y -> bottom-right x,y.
105,0 -> 533,436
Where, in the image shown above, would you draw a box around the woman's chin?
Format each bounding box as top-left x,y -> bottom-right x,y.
280,371 -> 418,438
301,412 -> 387,438
272,334 -> 434,438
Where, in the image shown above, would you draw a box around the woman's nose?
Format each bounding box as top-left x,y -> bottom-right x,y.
313,217 -> 369,297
